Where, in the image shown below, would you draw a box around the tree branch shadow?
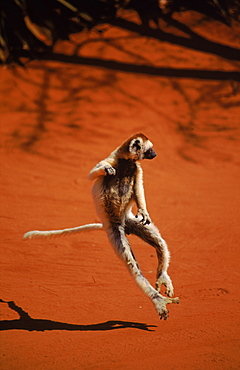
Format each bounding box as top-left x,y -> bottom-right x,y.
29,51 -> 240,82
111,16 -> 240,61
0,299 -> 156,332
19,14 -> 240,81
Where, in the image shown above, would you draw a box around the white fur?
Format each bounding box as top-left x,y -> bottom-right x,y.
23,223 -> 103,239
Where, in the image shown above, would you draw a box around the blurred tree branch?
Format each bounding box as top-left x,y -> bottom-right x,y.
0,0 -> 239,65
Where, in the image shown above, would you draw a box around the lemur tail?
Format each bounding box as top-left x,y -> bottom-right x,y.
23,223 -> 103,240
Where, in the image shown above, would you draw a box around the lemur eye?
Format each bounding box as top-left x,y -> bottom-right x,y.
133,140 -> 141,151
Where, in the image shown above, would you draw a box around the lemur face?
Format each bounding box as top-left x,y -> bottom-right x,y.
129,135 -> 157,161
144,147 -> 157,159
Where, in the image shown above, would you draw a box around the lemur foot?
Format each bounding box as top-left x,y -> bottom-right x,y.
153,294 -> 179,320
156,272 -> 174,297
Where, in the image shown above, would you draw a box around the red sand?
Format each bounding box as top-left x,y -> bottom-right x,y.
1,12 -> 240,369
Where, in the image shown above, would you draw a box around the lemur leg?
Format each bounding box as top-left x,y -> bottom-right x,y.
125,216 -> 174,297
105,222 -> 178,320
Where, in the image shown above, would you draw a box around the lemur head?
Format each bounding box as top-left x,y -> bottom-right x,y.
119,133 -> 157,161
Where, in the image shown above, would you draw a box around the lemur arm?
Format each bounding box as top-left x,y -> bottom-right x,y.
134,162 -> 152,224
88,156 -> 116,181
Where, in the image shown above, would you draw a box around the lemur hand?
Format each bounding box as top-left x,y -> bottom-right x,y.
104,165 -> 116,176
136,209 -> 151,225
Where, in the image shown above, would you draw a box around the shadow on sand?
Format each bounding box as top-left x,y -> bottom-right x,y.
0,299 -> 156,332
21,16 -> 240,81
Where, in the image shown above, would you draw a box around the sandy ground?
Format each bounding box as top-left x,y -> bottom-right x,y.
1,11 -> 240,369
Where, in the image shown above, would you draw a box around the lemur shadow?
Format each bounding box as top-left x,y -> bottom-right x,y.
0,299 -> 156,332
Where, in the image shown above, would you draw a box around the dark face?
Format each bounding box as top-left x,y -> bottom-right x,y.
144,147 -> 157,159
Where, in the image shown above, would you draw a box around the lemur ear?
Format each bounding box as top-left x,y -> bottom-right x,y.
129,138 -> 142,153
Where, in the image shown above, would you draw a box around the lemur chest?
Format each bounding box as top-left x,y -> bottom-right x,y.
102,159 -> 136,202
